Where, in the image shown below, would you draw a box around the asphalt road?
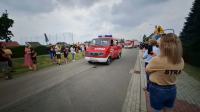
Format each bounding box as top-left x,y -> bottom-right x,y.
0,49 -> 138,112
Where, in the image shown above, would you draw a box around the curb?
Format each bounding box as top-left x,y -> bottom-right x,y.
122,50 -> 147,112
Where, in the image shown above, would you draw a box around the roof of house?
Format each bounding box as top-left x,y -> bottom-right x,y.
0,41 -> 20,47
25,42 -> 41,47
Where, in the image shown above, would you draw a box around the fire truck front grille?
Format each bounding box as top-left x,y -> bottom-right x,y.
87,52 -> 103,57
90,52 -> 99,56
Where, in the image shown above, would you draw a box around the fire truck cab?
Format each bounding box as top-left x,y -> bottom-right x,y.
85,35 -> 122,65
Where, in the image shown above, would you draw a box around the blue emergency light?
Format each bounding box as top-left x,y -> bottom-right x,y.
105,35 -> 112,37
98,35 -> 103,37
98,35 -> 112,38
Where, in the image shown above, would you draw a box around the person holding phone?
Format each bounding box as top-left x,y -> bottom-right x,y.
146,33 -> 184,112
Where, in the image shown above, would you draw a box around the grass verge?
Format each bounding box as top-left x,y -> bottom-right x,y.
0,52 -> 85,78
184,63 -> 200,81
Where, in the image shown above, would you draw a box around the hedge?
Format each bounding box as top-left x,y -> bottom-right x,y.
183,51 -> 200,67
9,46 -> 49,58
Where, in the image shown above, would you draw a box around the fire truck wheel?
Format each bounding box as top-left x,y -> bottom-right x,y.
88,61 -> 93,64
117,53 -> 121,59
106,57 -> 112,65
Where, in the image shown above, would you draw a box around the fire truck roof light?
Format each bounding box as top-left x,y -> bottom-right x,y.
98,35 -> 103,37
105,35 -> 112,37
98,35 -> 112,38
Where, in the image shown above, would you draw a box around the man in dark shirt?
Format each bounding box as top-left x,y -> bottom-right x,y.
0,48 -> 12,80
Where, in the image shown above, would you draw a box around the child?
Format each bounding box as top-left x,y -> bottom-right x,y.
31,48 -> 37,71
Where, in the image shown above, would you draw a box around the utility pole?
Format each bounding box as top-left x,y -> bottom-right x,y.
56,33 -> 58,43
71,32 -> 74,44
63,33 -> 66,43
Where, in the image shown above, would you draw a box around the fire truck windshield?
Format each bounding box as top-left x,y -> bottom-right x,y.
91,39 -> 110,46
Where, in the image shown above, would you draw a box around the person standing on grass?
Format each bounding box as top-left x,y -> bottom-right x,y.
81,44 -> 85,56
63,47 -> 69,64
24,45 -> 33,70
0,47 -> 12,80
70,46 -> 76,61
49,45 -> 55,63
30,48 -> 37,71
55,44 -> 62,65
146,33 -> 184,112
2,45 -> 14,72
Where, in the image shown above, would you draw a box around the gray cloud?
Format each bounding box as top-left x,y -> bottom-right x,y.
110,0 -> 170,30
57,0 -> 101,8
0,0 -> 104,15
0,0 -> 57,14
0,0 -> 194,43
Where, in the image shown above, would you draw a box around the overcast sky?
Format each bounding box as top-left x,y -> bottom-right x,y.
0,0 -> 194,44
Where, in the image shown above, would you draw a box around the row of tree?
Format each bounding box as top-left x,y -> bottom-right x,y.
180,0 -> 200,67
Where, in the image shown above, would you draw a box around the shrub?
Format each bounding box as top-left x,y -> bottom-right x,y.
9,45 -> 49,58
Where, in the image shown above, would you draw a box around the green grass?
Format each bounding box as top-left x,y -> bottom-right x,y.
184,63 -> 200,81
12,55 -> 54,75
0,52 -> 85,77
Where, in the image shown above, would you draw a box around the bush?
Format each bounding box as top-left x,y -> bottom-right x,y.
34,46 -> 49,55
9,45 -> 49,58
183,51 -> 200,67
10,46 -> 25,58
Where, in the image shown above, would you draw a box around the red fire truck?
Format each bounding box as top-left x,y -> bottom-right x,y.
85,35 -> 122,65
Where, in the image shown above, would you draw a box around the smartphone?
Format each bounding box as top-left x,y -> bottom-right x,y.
148,45 -> 153,55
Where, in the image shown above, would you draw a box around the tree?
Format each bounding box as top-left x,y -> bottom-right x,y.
180,0 -> 200,67
119,38 -> 125,43
0,10 -> 14,42
142,34 -> 147,42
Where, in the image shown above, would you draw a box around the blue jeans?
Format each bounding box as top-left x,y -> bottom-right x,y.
149,82 -> 176,111
50,53 -> 54,59
72,53 -> 75,60
145,62 -> 149,91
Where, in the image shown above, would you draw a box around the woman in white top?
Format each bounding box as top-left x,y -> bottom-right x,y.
70,46 -> 76,61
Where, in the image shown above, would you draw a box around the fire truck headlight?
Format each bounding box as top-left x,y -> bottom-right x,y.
85,52 -> 89,56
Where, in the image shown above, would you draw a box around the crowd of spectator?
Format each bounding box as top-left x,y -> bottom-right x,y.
0,42 -> 87,80
48,43 -> 86,65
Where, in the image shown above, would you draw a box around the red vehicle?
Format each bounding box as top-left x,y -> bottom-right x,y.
124,40 -> 134,48
133,40 -> 139,48
85,35 -> 122,65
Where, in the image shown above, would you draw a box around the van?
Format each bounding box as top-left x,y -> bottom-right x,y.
85,35 -> 122,65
